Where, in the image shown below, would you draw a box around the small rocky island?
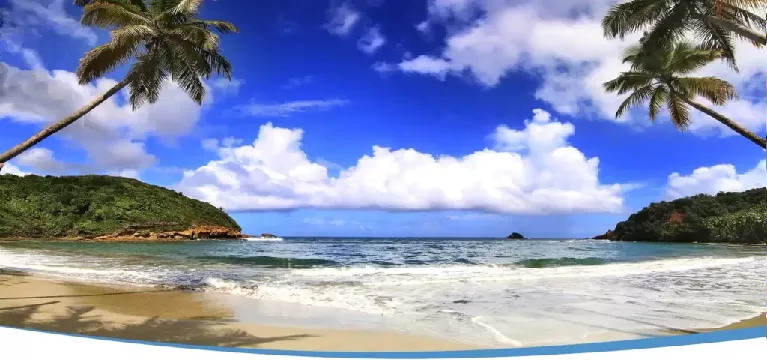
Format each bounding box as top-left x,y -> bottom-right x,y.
506,232 -> 525,240
0,174 -> 242,241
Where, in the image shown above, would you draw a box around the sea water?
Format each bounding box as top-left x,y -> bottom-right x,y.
0,238 -> 762,347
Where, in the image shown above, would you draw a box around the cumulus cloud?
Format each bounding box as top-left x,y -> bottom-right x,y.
236,99 -> 350,117
177,109 -> 626,214
325,3 -> 361,36
0,63 -> 204,174
666,159 -> 767,199
357,26 -> 386,54
0,163 -> 28,176
14,147 -> 65,173
396,0 -> 765,137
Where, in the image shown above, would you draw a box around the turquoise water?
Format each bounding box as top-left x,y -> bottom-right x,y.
0,238 -> 763,347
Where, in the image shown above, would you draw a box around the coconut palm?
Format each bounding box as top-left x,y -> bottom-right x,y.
602,0 -> 767,70
604,41 -> 766,148
0,0 -> 238,172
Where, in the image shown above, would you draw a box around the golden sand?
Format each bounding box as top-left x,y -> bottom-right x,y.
0,272 -> 474,351
0,271 -> 762,351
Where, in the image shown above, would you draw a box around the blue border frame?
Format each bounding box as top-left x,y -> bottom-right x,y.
1,325 -> 764,358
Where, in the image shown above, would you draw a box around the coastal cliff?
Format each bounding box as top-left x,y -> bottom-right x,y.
594,188 -> 766,244
0,174 -> 242,241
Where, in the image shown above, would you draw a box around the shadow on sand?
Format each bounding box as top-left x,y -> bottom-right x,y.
0,300 -> 317,348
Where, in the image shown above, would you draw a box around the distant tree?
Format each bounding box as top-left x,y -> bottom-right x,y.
604,41 -> 766,148
0,0 -> 238,172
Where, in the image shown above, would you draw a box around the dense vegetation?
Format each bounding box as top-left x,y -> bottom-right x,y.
599,188 -> 766,244
0,175 -> 240,238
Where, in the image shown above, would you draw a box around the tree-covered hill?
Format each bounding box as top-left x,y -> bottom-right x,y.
0,175 -> 241,239
595,188 -> 766,244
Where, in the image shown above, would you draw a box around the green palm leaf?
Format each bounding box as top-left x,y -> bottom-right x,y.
604,40 -> 765,148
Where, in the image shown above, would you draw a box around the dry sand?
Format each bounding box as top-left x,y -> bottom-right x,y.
0,271 -> 762,351
0,271 -> 475,351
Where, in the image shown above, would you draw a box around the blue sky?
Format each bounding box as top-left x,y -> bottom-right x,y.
0,0 -> 765,238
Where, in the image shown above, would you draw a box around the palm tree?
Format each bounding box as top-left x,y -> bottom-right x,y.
0,0 -> 238,173
602,0 -> 766,70
604,41 -> 766,148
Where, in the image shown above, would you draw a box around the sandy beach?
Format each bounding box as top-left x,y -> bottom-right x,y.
0,270 -> 762,352
0,271 -> 475,351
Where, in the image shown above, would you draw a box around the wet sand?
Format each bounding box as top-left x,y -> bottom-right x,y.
0,271 -> 762,351
0,271 -> 474,351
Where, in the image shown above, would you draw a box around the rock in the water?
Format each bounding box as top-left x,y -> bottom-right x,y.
506,232 -> 525,239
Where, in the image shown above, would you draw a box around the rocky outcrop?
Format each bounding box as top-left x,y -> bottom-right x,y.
593,229 -> 616,240
506,232 -> 525,239
90,225 -> 242,242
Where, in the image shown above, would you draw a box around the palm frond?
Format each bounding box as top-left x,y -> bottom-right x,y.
718,0 -> 767,12
717,2 -> 766,29
73,0 -> 235,109
75,0 -> 148,10
615,84 -> 655,119
604,72 -> 654,95
81,2 -> 151,28
677,76 -> 738,105
666,92 -> 691,129
150,0 -> 180,15
127,53 -> 167,109
602,0 -> 668,39
76,28 -> 146,83
665,41 -> 724,74
647,85 -> 668,120
637,4 -> 690,56
188,20 -> 239,34
170,25 -> 220,51
690,16 -> 739,70
162,46 -> 206,104
169,0 -> 203,16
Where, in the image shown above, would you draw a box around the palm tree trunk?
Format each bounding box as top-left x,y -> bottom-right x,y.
683,98 -> 767,149
707,16 -> 766,46
0,78 -> 130,173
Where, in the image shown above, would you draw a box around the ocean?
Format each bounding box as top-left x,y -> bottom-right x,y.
0,238 -> 762,347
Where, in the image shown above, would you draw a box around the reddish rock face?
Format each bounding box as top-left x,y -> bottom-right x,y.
665,211 -> 686,225
91,225 -> 243,242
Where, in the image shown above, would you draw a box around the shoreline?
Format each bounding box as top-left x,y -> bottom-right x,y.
0,270 -> 762,351
0,271 -> 475,351
2,239 -> 765,246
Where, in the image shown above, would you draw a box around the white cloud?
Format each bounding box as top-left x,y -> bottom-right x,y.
107,169 -> 141,180
357,27 -> 386,54
397,0 -> 765,138
202,137 -> 243,151
666,159 -> 767,199
0,163 -> 29,176
177,109 -> 626,214
237,99 -> 350,117
397,55 -> 453,79
0,63 -> 204,174
415,21 -> 430,34
325,3 -> 361,37
372,62 -> 396,74
15,147 -> 65,172
211,77 -> 243,95
8,0 -> 98,46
